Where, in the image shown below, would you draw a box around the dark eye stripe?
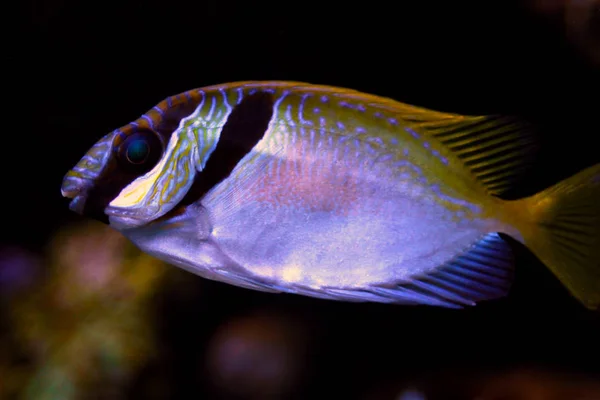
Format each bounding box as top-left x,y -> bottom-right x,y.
181,90 -> 275,205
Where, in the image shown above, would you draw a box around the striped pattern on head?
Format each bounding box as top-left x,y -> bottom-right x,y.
106,85 -> 270,225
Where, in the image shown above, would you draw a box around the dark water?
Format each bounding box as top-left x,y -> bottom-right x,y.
6,1 -> 600,398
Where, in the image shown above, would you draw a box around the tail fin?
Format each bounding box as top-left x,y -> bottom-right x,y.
516,164 -> 600,310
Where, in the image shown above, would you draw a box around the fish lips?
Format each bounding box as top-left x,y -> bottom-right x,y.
66,193 -> 86,215
61,175 -> 92,215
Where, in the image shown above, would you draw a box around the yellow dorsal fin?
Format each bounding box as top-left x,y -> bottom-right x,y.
419,114 -> 538,197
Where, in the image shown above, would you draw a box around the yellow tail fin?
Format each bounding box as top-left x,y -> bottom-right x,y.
517,164 -> 600,310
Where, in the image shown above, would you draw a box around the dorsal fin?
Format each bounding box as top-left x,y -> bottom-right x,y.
412,113 -> 539,197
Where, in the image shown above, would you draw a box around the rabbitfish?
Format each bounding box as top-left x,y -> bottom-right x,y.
61,81 -> 600,309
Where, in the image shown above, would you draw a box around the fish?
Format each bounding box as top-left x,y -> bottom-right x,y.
61,81 -> 600,309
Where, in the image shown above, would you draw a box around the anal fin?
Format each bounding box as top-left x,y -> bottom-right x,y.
346,232 -> 516,308
392,232 -> 515,307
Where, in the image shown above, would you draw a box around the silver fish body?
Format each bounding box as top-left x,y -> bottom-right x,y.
62,81 -> 600,309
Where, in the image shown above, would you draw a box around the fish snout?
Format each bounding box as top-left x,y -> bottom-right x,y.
61,173 -> 93,215
61,175 -> 84,198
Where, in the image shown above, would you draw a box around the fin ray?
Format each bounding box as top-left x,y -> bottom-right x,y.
409,114 -> 539,197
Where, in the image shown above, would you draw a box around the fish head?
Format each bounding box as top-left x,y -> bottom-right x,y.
61,124 -> 167,227
61,92 -> 211,231
61,85 -> 265,285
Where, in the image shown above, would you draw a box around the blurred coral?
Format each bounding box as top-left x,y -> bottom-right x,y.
205,311 -> 309,399
0,221 -> 169,399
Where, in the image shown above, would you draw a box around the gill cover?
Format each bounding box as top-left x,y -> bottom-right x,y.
106,122 -> 205,227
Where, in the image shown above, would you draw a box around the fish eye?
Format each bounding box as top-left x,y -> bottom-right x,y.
117,130 -> 163,173
126,139 -> 150,164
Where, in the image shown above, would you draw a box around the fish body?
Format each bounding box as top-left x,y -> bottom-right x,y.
62,81 -> 600,309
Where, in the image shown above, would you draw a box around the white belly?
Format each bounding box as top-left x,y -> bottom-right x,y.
202,148 -> 496,290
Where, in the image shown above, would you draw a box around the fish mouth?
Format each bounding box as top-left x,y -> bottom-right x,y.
61,174 -> 110,224
65,194 -> 87,215
61,175 -> 91,216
